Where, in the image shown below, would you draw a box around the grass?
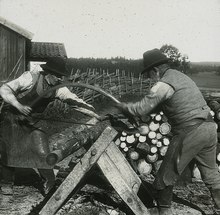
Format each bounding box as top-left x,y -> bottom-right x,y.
187,71 -> 220,89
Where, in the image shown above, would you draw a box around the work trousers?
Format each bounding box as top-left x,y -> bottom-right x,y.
154,121 -> 220,190
178,121 -> 220,190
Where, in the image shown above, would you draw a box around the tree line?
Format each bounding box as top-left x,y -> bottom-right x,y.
66,44 -> 220,76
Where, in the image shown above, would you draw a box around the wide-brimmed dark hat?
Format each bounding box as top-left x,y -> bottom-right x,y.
141,49 -> 169,74
40,57 -> 70,77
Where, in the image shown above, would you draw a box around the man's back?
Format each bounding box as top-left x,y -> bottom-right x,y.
160,69 -> 210,126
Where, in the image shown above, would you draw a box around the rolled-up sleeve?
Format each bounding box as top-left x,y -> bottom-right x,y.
126,81 -> 174,116
6,71 -> 33,92
55,87 -> 89,105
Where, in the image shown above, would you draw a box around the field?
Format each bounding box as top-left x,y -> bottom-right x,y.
188,71 -> 220,89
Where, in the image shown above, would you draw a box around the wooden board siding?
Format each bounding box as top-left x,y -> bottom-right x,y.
0,25 -> 26,83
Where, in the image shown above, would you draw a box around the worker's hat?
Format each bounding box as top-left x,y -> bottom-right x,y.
40,57 -> 70,77
141,49 -> 169,74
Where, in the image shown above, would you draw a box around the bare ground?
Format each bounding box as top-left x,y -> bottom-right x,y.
0,164 -> 216,215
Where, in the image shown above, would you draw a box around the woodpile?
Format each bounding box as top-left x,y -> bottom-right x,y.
113,105 -> 220,180
113,111 -> 172,177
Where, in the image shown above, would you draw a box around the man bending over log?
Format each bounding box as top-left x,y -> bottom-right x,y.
0,57 -> 97,195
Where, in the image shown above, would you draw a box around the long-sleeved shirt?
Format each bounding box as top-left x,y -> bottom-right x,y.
1,71 -> 93,108
4,71 -> 88,104
126,81 -> 174,116
0,71 -> 100,118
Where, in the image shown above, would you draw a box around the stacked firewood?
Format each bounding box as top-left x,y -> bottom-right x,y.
114,104 -> 220,178
114,111 -> 172,177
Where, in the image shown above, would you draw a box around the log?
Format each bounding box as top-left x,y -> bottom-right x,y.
151,139 -> 158,145
159,122 -> 171,135
40,127 -> 118,215
162,137 -> 170,146
149,122 -> 160,131
136,142 -> 150,156
150,146 -> 158,154
46,118 -> 110,166
126,134 -> 137,144
128,150 -> 140,161
137,159 -> 152,176
148,131 -> 156,139
121,131 -> 127,136
120,142 -> 127,149
154,114 -> 162,122
146,153 -> 158,163
159,146 -> 168,157
156,141 -> 162,148
139,135 -> 147,143
138,124 -> 150,135
156,132 -> 163,140
120,136 -> 126,142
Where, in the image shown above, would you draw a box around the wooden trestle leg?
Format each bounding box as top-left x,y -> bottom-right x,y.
39,126 -> 150,215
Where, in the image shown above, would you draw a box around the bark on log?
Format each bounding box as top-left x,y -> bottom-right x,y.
46,118 -> 112,166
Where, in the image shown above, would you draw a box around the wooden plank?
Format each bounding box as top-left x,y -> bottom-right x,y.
98,151 -> 150,215
0,17 -> 34,39
39,126 -> 117,215
105,143 -> 141,193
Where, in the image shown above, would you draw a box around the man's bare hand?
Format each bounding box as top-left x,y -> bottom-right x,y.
16,103 -> 32,116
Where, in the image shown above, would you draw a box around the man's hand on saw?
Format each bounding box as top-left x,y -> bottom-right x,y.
15,103 -> 32,116
114,102 -> 129,113
114,102 -> 139,127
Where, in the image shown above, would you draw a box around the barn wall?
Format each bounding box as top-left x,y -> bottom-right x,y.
0,25 -> 27,82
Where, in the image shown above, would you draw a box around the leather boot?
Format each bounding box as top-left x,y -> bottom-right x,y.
157,186 -> 174,215
0,165 -> 15,195
38,168 -> 55,195
211,189 -> 220,215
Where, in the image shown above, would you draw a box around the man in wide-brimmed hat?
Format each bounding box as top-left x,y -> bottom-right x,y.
116,49 -> 220,215
0,57 -> 97,196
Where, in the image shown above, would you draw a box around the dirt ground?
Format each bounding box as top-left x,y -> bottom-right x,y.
0,160 -> 216,215
0,97 -> 218,215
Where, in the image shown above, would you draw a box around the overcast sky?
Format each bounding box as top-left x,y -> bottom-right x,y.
0,0 -> 220,62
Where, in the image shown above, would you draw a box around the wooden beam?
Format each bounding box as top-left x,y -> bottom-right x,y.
39,126 -> 117,215
104,142 -> 141,194
98,149 -> 150,215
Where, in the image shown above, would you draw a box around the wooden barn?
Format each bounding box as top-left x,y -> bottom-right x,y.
0,16 -> 67,84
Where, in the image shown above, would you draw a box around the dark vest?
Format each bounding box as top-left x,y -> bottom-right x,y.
0,71 -> 56,168
160,69 -> 210,126
16,71 -> 55,113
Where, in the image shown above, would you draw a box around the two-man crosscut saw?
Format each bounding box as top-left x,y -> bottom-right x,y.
28,82 -> 121,125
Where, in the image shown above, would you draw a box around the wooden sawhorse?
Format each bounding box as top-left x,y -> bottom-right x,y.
39,126 -> 151,215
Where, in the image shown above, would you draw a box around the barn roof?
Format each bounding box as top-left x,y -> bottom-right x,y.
0,16 -> 34,40
28,42 -> 68,61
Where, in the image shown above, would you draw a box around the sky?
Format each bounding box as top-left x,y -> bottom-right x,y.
0,0 -> 220,62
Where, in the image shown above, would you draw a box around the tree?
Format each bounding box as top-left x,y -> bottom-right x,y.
160,44 -> 190,73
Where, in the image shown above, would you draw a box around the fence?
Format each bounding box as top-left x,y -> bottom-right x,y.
68,68 -> 154,104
